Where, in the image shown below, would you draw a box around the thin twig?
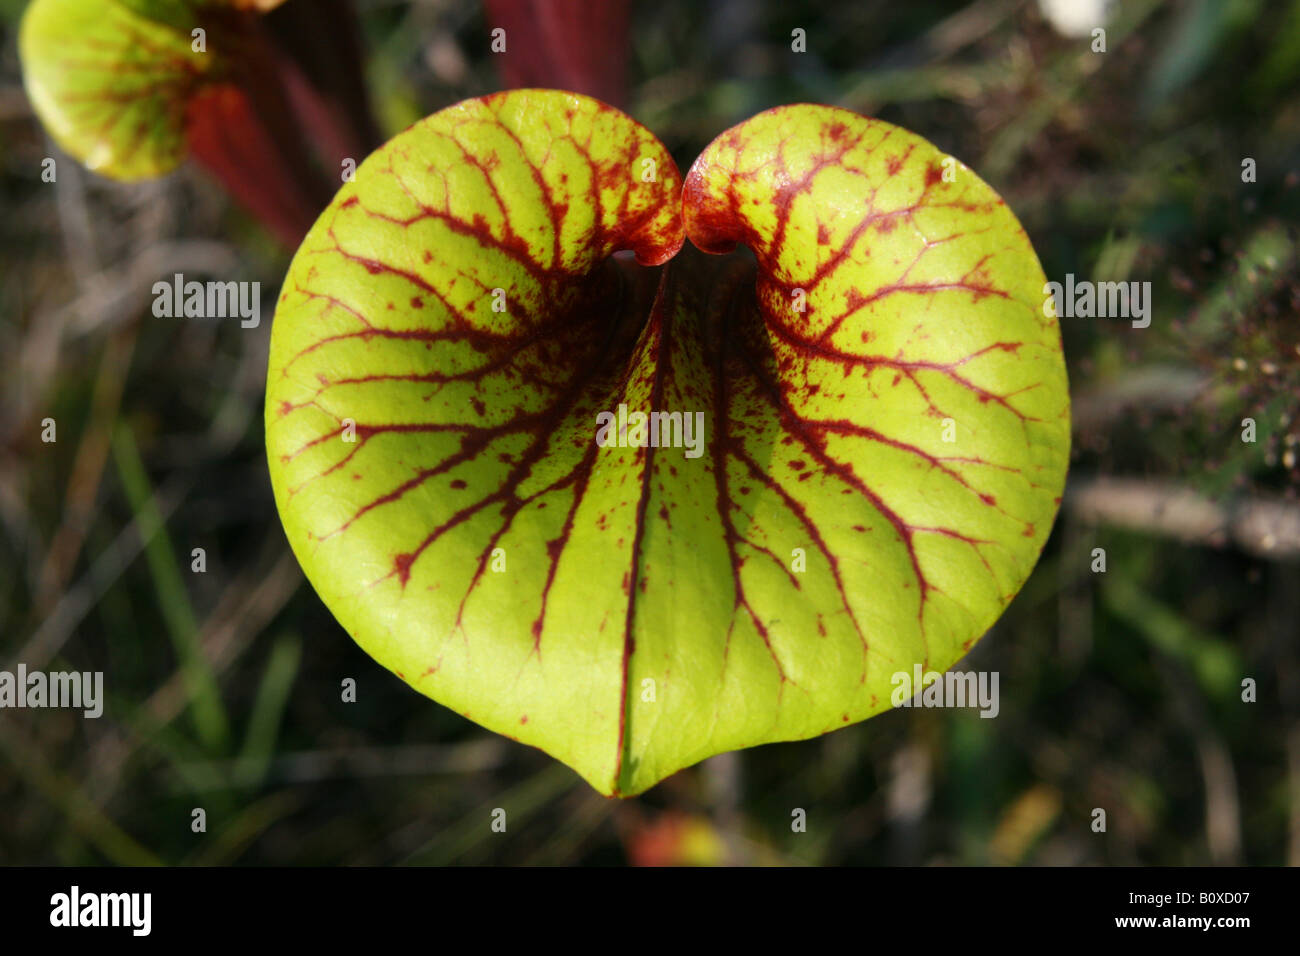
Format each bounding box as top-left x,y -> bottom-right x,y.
1068,477 -> 1300,558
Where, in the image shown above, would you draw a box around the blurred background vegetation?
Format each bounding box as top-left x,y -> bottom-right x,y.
2,0 -> 1299,865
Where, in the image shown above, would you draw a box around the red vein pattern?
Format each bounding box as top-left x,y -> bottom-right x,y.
265,94 -> 1070,796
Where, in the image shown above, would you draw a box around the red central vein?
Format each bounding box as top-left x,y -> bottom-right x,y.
710,281 -> 795,692
612,265 -> 679,796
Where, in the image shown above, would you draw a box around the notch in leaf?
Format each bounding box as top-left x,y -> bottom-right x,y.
265,90 -> 1070,796
20,0 -> 381,245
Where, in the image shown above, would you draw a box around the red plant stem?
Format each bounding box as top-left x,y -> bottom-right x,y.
185,82 -> 324,247
185,3 -> 381,246
485,0 -> 631,108
263,0 -> 382,164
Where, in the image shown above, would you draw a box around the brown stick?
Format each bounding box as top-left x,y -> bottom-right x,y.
1067,477 -> 1300,558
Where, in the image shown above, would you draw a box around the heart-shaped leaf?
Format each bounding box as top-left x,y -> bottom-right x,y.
265,90 -> 1070,796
